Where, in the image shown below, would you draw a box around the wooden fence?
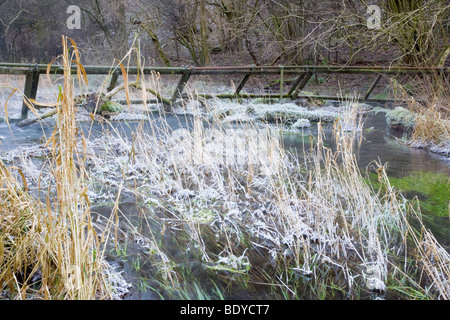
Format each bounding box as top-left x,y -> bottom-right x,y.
0,62 -> 447,119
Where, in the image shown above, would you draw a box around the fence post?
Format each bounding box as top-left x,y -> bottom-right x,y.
291,71 -> 312,99
279,65 -> 284,99
107,70 -> 119,93
235,74 -> 251,96
171,67 -> 191,103
363,73 -> 382,100
21,66 -> 40,119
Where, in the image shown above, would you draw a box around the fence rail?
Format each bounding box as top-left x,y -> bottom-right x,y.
0,62 -> 447,119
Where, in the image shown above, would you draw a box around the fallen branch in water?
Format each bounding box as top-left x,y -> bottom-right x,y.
16,108 -> 57,127
105,81 -> 171,106
16,80 -> 171,127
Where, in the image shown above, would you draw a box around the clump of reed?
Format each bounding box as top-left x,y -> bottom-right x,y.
392,74 -> 450,155
0,36 -> 119,299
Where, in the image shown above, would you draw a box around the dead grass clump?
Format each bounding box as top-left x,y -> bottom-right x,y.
392,75 -> 450,155
0,36 -> 119,300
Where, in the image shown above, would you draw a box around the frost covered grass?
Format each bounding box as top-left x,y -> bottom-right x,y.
61,95 -> 449,300
175,98 -> 340,125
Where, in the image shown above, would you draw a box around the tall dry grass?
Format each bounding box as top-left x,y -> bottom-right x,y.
392,73 -> 450,154
0,36 -> 117,300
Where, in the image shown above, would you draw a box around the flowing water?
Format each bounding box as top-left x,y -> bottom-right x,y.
0,104 -> 449,299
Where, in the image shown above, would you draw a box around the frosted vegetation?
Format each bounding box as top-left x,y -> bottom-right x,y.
386,106 -> 450,156
178,99 -> 340,124
0,37 -> 447,297
2,99 -> 448,300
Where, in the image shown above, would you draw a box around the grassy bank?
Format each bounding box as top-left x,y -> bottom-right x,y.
388,75 -> 450,157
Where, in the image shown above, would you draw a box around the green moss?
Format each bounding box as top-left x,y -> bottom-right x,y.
100,100 -> 124,114
366,171 -> 450,217
251,97 -> 280,104
370,92 -> 390,100
191,209 -> 216,224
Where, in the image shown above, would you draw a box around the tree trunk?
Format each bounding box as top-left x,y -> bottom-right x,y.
0,24 -> 7,60
141,23 -> 173,67
199,0 -> 209,66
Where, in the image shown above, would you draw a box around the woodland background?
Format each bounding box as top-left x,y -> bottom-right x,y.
0,0 -> 448,68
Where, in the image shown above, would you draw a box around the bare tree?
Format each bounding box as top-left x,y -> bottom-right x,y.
0,0 -> 447,67
64,0 -> 129,60
128,0 -> 173,66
